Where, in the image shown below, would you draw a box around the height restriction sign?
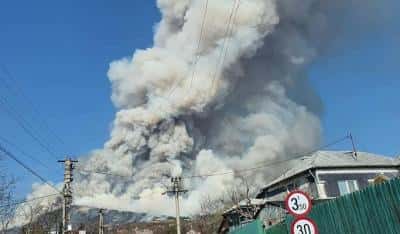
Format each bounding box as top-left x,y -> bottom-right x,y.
285,190 -> 312,217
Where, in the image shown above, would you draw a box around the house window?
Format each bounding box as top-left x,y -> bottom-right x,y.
338,180 -> 359,195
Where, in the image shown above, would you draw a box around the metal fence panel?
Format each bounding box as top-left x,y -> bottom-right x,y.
229,219 -> 265,234
264,222 -> 287,234
235,178 -> 400,234
286,178 -> 400,234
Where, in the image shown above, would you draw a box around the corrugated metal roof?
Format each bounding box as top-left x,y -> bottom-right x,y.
223,199 -> 268,214
223,198 -> 287,215
261,150 -> 399,190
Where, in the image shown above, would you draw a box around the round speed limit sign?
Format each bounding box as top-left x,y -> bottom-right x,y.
291,217 -> 318,234
285,190 -> 312,217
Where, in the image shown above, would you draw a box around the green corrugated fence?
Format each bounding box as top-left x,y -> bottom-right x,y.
264,222 -> 287,234
229,219 -> 265,234
287,178 -> 400,234
234,178 -> 400,234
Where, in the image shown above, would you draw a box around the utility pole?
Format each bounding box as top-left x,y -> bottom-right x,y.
58,158 -> 78,234
98,209 -> 105,234
165,177 -> 187,234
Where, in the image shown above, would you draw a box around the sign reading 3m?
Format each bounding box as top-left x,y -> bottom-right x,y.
285,190 -> 312,217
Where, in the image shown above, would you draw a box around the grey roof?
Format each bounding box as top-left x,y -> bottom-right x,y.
223,199 -> 268,214
261,151 -> 399,190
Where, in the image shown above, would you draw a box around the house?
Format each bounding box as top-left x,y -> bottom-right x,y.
219,150 -> 400,233
256,151 -> 399,200
218,199 -> 269,234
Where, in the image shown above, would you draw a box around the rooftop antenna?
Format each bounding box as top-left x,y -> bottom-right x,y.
349,133 -> 358,159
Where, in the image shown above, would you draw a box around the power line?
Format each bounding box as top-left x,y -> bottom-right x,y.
182,134 -> 351,179
0,142 -> 60,193
155,0 -> 211,117
79,167 -> 175,181
0,193 -> 60,208
210,0 -> 240,91
78,135 -> 350,183
188,0 -> 209,89
189,0 -> 208,89
72,189 -> 167,212
0,135 -> 54,171
0,96 -> 59,160
0,65 -> 68,153
144,1 -> 238,117
76,169 -> 134,180
168,0 -> 210,98
76,169 -> 173,189
79,135 -> 350,183
159,0 -> 238,116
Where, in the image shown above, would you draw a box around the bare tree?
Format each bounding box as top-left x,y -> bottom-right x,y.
20,204 -> 39,233
193,195 -> 225,233
192,176 -> 261,233
19,197 -> 63,234
0,167 -> 16,234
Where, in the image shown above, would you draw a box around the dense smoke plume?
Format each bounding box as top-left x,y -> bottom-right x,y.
13,0 -> 392,225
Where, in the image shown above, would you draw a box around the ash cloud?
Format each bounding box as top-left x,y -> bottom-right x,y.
13,0 -> 393,225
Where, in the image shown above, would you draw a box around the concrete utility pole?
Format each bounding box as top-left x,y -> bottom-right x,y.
166,177 -> 187,234
58,158 -> 78,234
98,209 -> 105,234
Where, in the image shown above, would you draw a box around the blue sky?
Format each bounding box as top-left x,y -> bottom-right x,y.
0,1 -> 398,196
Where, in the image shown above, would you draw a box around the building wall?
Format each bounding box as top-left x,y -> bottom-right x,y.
260,168 -> 399,201
262,173 -> 317,201
316,168 -> 399,198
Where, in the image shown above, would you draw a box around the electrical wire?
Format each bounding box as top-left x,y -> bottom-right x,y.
0,135 -> 54,171
0,65 -> 68,153
154,0 -> 211,117
76,169 -> 174,189
78,135 -> 350,182
76,169 -> 134,180
168,0 -> 210,98
0,193 -> 60,208
182,134 -> 351,179
73,189 -> 168,212
0,96 -> 59,160
210,0 -> 240,91
159,0 -> 238,116
188,0 -> 209,89
0,142 -> 60,193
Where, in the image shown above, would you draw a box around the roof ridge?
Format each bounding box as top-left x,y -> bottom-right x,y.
258,151 -> 397,193
310,151 -> 319,167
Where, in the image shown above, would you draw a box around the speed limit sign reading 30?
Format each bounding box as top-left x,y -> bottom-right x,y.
291,217 -> 318,234
285,190 -> 312,217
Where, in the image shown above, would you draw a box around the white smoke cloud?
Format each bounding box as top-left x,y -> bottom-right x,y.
12,0 -> 393,226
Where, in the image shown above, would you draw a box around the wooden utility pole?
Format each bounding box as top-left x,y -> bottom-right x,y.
99,209 -> 105,234
58,158 -> 78,234
165,177 -> 187,234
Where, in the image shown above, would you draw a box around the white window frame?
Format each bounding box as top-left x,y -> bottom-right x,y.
338,180 -> 359,195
